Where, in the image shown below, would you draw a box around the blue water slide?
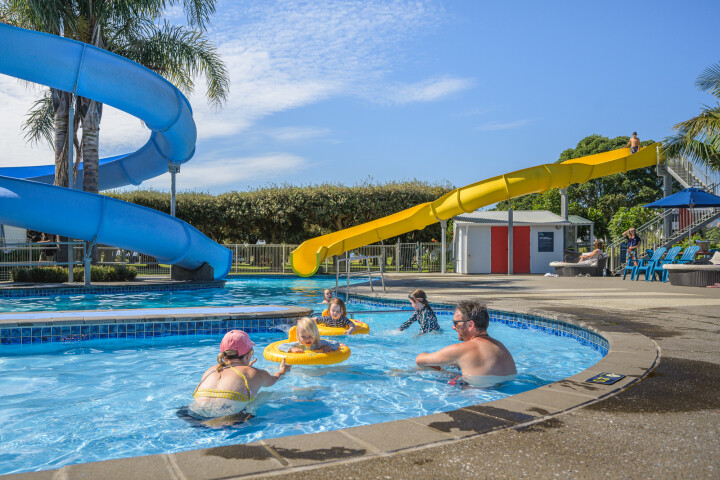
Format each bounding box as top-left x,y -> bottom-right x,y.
0,23 -> 231,279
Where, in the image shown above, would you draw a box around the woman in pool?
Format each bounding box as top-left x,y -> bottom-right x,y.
399,289 -> 442,334
279,317 -> 343,353
316,298 -> 356,335
189,330 -> 290,419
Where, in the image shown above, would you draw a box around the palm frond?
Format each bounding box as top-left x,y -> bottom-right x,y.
672,106 -> 720,145
664,135 -> 720,172
5,0 -> 73,35
21,89 -> 54,148
176,0 -> 217,31
113,21 -> 229,109
696,62 -> 720,98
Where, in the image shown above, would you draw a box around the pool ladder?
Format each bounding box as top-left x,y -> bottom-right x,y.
336,254 -> 386,301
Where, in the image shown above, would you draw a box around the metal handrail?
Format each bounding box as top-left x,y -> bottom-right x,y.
336,254 -> 386,301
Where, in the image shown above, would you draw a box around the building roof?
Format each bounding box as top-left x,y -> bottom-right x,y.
453,210 -> 572,225
567,214 -> 594,226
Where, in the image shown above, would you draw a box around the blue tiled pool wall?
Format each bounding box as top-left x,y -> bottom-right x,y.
0,317 -> 294,346
348,294 -> 609,356
0,281 -> 225,299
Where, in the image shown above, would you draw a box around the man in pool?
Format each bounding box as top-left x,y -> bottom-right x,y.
415,300 -> 517,387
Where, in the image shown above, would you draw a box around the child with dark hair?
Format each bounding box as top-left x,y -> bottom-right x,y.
316,298 -> 356,335
399,289 -> 442,333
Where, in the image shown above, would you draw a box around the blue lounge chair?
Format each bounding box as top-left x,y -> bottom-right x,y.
622,251 -> 641,280
634,247 -> 667,281
650,246 -> 681,282
675,245 -> 700,265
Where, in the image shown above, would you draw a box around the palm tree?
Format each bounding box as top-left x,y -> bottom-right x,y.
664,62 -> 720,172
3,0 -> 229,194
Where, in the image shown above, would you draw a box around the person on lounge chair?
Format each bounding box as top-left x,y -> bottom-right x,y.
578,240 -> 604,263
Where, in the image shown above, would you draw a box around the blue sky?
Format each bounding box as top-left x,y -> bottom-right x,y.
1,0 -> 719,194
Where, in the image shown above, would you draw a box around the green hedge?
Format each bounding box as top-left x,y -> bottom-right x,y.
106,181 -> 454,244
11,265 -> 137,283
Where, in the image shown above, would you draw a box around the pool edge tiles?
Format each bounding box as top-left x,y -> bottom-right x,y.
0,305 -> 311,347
347,293 -> 610,356
0,279 -> 226,299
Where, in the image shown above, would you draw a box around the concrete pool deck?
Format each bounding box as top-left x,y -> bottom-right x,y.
3,274 -> 719,479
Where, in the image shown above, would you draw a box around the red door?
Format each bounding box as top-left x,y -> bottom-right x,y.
491,227 -> 508,273
491,226 -> 530,274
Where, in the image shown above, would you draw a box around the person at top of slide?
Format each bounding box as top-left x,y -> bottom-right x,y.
626,132 -> 640,154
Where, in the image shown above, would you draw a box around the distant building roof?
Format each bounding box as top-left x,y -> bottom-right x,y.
567,214 -> 594,226
453,210 -> 572,225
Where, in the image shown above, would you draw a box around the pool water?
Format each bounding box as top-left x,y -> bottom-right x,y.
0,277 -> 358,313
0,279 -> 603,475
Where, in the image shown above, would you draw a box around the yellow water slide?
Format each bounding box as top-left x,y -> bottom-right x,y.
290,144 -> 662,276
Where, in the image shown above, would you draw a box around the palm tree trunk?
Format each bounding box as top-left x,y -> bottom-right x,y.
80,97 -> 103,263
80,98 -> 102,194
52,89 -> 71,188
51,88 -> 71,263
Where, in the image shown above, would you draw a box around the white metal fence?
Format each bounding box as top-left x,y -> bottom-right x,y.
225,242 -> 454,274
1,241 -> 455,280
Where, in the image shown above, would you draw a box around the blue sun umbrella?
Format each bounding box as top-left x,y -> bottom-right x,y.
644,187 -> 720,245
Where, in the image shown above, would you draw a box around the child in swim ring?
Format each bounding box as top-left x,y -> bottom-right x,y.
316,298 -> 356,335
279,317 -> 342,353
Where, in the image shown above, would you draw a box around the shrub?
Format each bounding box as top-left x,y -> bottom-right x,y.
106,180 -> 454,244
11,266 -> 67,283
11,265 -> 137,283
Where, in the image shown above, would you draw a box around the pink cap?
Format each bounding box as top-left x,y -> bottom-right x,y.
220,330 -> 255,356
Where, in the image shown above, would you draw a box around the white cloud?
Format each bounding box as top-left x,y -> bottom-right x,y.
188,0 -> 445,140
0,77 -> 54,168
139,153 -> 309,190
380,77 -> 474,105
97,106 -> 149,154
1,1 -> 459,174
263,126 -> 331,142
0,78 -> 147,168
475,119 -> 535,131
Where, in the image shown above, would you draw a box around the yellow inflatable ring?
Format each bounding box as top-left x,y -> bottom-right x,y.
317,320 -> 370,336
263,327 -> 351,365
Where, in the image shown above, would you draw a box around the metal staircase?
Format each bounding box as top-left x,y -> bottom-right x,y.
666,156 -> 720,192
608,156 -> 720,274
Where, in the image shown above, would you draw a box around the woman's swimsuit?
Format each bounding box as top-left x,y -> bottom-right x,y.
193,366 -> 254,403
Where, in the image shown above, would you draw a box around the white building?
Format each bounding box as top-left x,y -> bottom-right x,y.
454,210 -> 575,274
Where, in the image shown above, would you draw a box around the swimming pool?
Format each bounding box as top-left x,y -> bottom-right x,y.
0,279 -> 604,475
0,277 -> 355,313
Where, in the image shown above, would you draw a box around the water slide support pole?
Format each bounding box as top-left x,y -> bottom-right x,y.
67,99 -> 75,283
508,206 -> 513,275
658,146 -> 673,240
396,240 -> 400,271
83,241 -> 94,287
560,187 -> 569,251
169,164 -> 180,217
440,220 -> 447,274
